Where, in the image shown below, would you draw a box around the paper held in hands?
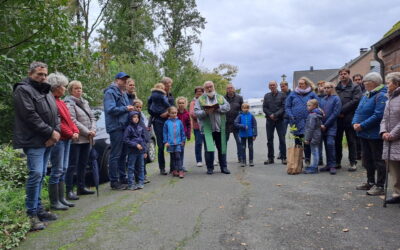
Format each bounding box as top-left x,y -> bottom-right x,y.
203,103 -> 219,110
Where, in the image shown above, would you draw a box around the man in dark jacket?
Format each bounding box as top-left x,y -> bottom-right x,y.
225,84 -> 244,163
335,68 -> 362,171
13,61 -> 60,230
104,72 -> 135,189
263,81 -> 287,164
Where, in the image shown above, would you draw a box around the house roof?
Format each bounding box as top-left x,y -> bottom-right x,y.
293,68 -> 339,86
325,50 -> 372,81
372,28 -> 400,51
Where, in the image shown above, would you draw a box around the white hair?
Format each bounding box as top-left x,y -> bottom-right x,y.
48,72 -> 69,91
29,61 -> 48,73
363,72 -> 383,85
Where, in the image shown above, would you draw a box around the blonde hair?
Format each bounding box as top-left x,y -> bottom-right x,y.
134,99 -> 143,106
324,82 -> 337,95
307,99 -> 319,107
168,106 -> 177,113
176,96 -> 188,108
241,103 -> 250,109
153,83 -> 165,90
67,80 -> 82,94
299,76 -> 315,89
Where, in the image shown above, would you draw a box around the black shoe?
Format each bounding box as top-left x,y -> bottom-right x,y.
318,161 -> 323,166
37,208 -> 58,221
29,215 -> 46,231
160,169 -> 168,175
67,191 -> 79,200
221,168 -> 231,174
304,159 -> 310,166
264,159 -> 274,165
249,161 -> 254,167
281,159 -> 287,165
207,169 -> 214,175
120,179 -> 128,185
386,196 -> 400,204
110,182 -> 125,190
336,164 -> 342,169
277,155 -> 282,160
144,177 -> 150,184
77,187 -> 95,195
319,166 -> 330,172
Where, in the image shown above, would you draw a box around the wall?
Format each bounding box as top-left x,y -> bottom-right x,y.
382,37 -> 400,74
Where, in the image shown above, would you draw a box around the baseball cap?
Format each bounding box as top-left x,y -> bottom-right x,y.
115,72 -> 130,79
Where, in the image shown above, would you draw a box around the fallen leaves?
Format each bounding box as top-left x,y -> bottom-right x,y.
306,212 -> 311,216
276,184 -> 283,187
342,228 -> 350,232
241,242 -> 247,246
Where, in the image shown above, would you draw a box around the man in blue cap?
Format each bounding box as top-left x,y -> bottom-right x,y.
104,72 -> 135,189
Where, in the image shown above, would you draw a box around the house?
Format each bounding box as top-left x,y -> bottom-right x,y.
292,67 -> 338,88
372,21 -> 400,77
246,98 -> 263,116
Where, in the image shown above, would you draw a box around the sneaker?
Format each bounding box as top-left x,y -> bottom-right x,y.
348,163 -> 357,172
356,182 -> 373,190
241,161 -> 246,167
196,162 -> 203,167
264,159 -> 274,165
303,167 -> 318,174
125,185 -> 136,190
277,155 -> 282,160
37,209 -> 58,221
29,215 -> 46,231
160,169 -> 168,175
172,170 -> 179,177
304,159 -> 310,167
336,164 -> 342,169
183,167 -> 188,172
319,166 -> 330,172
136,184 -> 144,189
206,169 -> 213,175
221,168 -> 231,174
144,177 -> 150,184
179,171 -> 184,178
367,185 -> 384,196
249,161 -> 254,167
110,182 -> 125,190
281,159 -> 287,165
329,167 -> 337,175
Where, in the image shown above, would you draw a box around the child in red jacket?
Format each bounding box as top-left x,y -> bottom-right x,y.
177,97 -> 191,172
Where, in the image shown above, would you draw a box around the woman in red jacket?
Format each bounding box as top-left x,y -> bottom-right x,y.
47,72 -> 79,210
177,96 -> 191,172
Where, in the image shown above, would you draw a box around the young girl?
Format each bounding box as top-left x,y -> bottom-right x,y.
176,97 -> 191,172
123,111 -> 147,190
304,99 -> 324,174
234,103 -> 257,167
163,106 -> 186,178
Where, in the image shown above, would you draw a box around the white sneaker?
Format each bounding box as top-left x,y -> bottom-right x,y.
196,162 -> 203,167
214,160 -> 218,166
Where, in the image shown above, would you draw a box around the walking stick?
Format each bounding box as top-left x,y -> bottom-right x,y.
383,141 -> 391,208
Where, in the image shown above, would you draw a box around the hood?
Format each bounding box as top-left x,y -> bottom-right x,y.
64,95 -> 84,105
310,107 -> 324,118
366,84 -> 387,98
13,77 -> 51,94
103,82 -> 120,94
129,111 -> 141,125
150,88 -> 166,95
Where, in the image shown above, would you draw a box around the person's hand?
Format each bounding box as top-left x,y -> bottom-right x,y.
165,142 -> 169,148
72,133 -> 79,140
382,132 -> 391,141
52,130 -> 61,141
160,111 -> 169,118
253,136 -> 256,141
127,105 -> 135,111
88,130 -> 96,137
353,123 -> 362,132
144,153 -> 148,159
270,114 -> 275,120
137,144 -> 143,150
45,139 -> 56,147
321,125 -> 326,132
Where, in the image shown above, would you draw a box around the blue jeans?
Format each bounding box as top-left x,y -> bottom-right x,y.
171,151 -> 183,171
266,119 -> 287,159
227,130 -> 243,161
193,129 -> 204,163
205,132 -> 227,170
109,129 -> 127,183
49,140 -> 71,184
323,135 -> 336,167
66,143 -> 90,190
23,147 -> 52,216
310,144 -> 319,169
127,153 -> 144,186
241,137 -> 253,162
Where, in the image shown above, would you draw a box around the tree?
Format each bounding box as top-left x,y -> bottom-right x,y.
212,63 -> 239,82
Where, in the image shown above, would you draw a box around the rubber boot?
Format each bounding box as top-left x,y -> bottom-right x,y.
59,182 -> 75,207
49,183 -> 68,210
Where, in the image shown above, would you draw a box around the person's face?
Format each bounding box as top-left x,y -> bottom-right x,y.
164,81 -> 172,92
134,104 -> 142,112
195,88 -> 204,98
132,115 -> 139,124
280,83 -> 288,93
324,85 -> 333,95
29,67 -> 48,83
169,109 -> 178,118
298,80 -> 307,89
116,77 -> 128,90
387,80 -> 397,93
226,85 -> 235,95
307,103 -> 316,111
177,100 -> 186,110
353,76 -> 363,85
269,82 -> 277,92
339,71 -> 350,82
318,83 -> 325,93
364,81 -> 377,92
242,106 -> 250,113
54,85 -> 66,97
71,84 -> 82,98
204,83 -> 214,93
127,80 -> 135,94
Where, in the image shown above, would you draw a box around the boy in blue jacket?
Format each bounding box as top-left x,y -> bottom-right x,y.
123,111 -> 147,190
163,106 -> 186,178
234,103 -> 257,167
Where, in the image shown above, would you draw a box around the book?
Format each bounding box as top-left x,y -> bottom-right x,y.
203,103 -> 219,110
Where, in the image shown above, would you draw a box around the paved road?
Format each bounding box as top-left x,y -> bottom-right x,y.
18,118 -> 400,250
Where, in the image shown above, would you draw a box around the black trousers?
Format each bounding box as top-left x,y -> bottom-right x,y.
360,138 -> 386,187
204,132 -> 227,170
335,119 -> 357,165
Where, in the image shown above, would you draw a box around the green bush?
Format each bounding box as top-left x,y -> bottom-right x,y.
0,145 -> 28,189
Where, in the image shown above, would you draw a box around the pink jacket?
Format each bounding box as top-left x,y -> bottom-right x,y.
189,98 -> 200,130
178,109 -> 191,140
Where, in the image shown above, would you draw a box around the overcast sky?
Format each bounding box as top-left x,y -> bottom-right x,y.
192,0 -> 400,99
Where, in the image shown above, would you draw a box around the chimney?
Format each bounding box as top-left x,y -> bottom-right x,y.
360,48 -> 368,54
310,66 -> 314,71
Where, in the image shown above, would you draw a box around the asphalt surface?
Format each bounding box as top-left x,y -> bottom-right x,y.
18,117 -> 400,250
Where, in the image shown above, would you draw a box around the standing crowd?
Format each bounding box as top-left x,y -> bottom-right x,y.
12,61 -> 400,231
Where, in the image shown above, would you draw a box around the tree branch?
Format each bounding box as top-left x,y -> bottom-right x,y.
88,0 -> 109,38
0,25 -> 46,52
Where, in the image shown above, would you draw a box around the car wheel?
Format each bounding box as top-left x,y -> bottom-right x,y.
100,147 -> 110,182
147,139 -> 156,163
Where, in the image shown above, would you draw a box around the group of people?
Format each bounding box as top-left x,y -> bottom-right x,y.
12,61 -> 400,232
